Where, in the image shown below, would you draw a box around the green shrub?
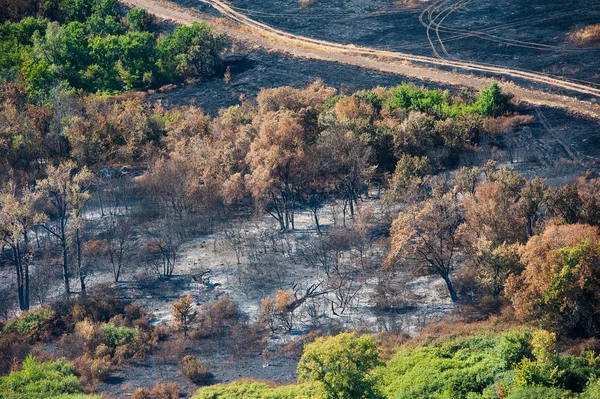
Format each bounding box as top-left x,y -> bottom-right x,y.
101,323 -> 138,348
498,329 -> 532,368
381,82 -> 506,118
513,358 -> 563,388
1,308 -> 56,339
474,82 -> 507,117
584,379 -> 600,399
198,328 -> 600,399
378,333 -> 503,399
506,385 -> 574,399
298,332 -> 382,399
192,381 -> 322,399
0,355 -> 99,399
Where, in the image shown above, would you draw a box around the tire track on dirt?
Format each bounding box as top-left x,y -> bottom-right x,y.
121,0 -> 600,119
434,0 -> 470,59
419,3 -> 599,54
196,0 -> 600,96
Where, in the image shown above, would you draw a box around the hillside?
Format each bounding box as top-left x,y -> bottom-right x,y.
1,0 -> 600,398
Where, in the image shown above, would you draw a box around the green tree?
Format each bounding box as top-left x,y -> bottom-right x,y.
59,0 -> 117,22
115,31 -> 156,90
31,22 -> 66,69
0,17 -> 48,73
475,81 -> 507,117
85,13 -> 123,37
298,332 -> 382,399
62,21 -> 88,84
19,55 -> 56,100
383,154 -> 431,203
59,0 -> 95,22
157,22 -> 227,80
86,34 -> 121,90
126,8 -> 152,32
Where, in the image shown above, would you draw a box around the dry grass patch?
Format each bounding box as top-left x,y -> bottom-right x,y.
568,24 -> 600,46
298,0 -> 318,9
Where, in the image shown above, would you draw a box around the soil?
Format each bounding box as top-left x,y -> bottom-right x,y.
216,0 -> 600,85
124,0 -> 600,119
4,0 -> 600,396
149,50 -> 419,114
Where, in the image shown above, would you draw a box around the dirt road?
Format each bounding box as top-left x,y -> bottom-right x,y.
122,0 -> 600,119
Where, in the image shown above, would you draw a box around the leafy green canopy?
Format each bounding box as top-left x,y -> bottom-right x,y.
380,82 -> 507,118
298,332 -> 383,399
1,308 -> 55,337
192,381 -> 323,399
0,355 -> 100,399
0,0 -> 227,101
192,330 -> 600,399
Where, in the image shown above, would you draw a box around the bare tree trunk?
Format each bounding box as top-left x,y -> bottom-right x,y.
13,245 -> 27,311
62,234 -> 70,295
76,229 -> 86,297
442,274 -> 458,303
313,208 -> 321,235
97,186 -> 105,217
23,233 -> 30,310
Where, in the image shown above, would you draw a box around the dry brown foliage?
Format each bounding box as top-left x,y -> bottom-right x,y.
298,0 -> 318,8
180,355 -> 210,385
484,114 -> 534,136
506,223 -> 600,337
149,383 -> 180,399
132,383 -> 181,399
170,294 -> 197,336
278,329 -> 324,359
569,24 -> 600,46
376,331 -> 411,360
256,81 -> 336,114
462,182 -> 528,246
74,354 -> 112,383
334,96 -> 376,121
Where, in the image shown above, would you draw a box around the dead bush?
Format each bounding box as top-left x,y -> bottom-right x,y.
560,337 -> 600,357
0,338 -> 30,375
180,355 -> 211,385
298,0 -> 317,8
132,388 -> 153,399
58,333 -> 86,359
74,354 -> 112,383
278,329 -> 323,359
371,278 -> 417,311
197,296 -> 244,336
66,296 -> 126,324
150,382 -> 180,399
569,24 -> 600,46
157,337 -> 189,365
108,314 -> 128,328
171,294 -> 197,336
484,114 -> 534,137
75,320 -> 104,354
230,322 -> 264,356
124,303 -> 146,322
94,344 -> 112,359
376,331 -> 410,360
